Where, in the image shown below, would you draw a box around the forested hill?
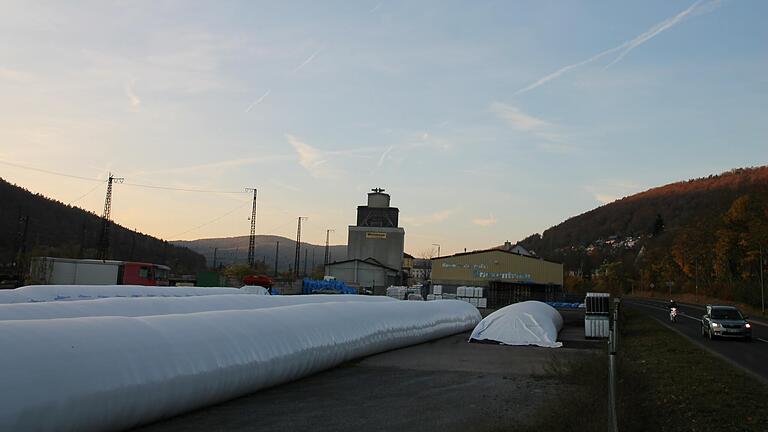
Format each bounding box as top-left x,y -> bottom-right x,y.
518,166 -> 768,307
0,178 -> 206,274
520,167 -> 768,258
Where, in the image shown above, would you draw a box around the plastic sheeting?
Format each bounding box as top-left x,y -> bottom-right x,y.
0,299 -> 480,432
0,294 -> 396,321
240,285 -> 269,295
0,285 -> 245,304
469,301 -> 563,348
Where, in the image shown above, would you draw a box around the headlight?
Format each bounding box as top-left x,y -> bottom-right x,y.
711,322 -> 720,328
745,323 -> 751,329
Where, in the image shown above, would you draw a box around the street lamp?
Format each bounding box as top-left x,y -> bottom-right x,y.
432,243 -> 441,258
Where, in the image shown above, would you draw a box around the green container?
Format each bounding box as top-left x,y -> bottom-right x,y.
196,271 -> 224,287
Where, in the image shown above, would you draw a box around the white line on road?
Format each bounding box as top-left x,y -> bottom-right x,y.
628,301 -> 702,323
628,298 -> 768,328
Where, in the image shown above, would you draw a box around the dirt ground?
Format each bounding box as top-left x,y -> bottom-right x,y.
133,310 -> 597,432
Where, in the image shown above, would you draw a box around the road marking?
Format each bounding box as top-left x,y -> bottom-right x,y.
758,338 -> 768,343
626,298 -> 768,328
628,301 -> 702,323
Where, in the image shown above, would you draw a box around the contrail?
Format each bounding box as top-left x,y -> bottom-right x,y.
514,0 -> 720,95
292,48 -> 322,73
245,89 -> 271,113
376,146 -> 394,167
607,0 -> 706,67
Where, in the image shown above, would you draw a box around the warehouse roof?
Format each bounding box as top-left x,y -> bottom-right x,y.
326,258 -> 401,273
430,248 -> 562,265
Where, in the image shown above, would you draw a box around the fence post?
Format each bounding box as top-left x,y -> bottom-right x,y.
608,298 -> 620,432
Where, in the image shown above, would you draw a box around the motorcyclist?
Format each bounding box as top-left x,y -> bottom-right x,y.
669,300 -> 678,310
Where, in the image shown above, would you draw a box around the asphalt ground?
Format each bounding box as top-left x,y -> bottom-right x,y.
133,309 -> 597,432
624,298 -> 768,382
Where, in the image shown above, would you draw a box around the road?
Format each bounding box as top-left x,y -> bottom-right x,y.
624,297 -> 768,382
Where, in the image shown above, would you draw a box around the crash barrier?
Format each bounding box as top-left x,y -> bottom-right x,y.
469,301 -> 563,348
0,285 -> 245,304
0,299 -> 481,432
302,278 -> 357,294
0,294 -> 396,321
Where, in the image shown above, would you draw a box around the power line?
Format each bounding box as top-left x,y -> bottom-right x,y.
121,182 -> 245,194
68,182 -> 105,205
0,159 -> 247,194
0,159 -> 105,183
169,200 -> 251,239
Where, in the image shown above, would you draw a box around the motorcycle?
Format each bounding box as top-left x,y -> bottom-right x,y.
669,307 -> 678,323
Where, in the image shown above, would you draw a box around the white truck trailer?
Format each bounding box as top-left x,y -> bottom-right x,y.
29,257 -> 122,285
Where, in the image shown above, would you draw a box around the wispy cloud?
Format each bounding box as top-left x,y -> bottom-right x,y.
128,154 -> 294,177
472,214 -> 497,227
286,133 -> 329,177
292,48 -> 322,73
586,180 -> 643,205
124,80 -> 141,110
245,88 -> 271,113
369,2 -> 382,13
490,102 -> 548,131
402,209 -> 456,227
490,102 -> 573,153
514,0 -> 721,95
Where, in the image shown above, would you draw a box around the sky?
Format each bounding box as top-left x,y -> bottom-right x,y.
0,0 -> 766,257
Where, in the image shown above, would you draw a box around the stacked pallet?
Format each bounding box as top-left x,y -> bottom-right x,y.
455,286 -> 487,308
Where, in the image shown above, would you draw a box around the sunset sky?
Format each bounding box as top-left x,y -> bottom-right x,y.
1,0 -> 766,256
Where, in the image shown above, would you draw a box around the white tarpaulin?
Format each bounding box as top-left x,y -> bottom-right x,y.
0,285 -> 246,304
469,301 -> 563,348
0,299 -> 480,432
240,285 -> 269,295
0,294 -> 396,321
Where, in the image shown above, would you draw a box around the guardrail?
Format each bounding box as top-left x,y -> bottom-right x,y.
608,298 -> 620,432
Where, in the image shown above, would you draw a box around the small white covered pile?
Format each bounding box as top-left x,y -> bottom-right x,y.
469,300 -> 563,348
0,285 -> 481,432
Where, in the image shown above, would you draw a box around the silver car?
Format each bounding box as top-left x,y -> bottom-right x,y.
701,305 -> 752,341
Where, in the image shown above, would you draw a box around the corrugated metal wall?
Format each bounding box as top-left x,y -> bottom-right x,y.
431,250 -> 563,287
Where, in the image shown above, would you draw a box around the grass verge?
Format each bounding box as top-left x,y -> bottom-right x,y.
512,351 -> 608,432
618,307 -> 768,432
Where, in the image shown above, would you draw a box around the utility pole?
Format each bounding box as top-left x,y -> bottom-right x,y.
303,248 -> 308,276
274,241 -> 280,277
212,247 -> 218,270
245,188 -> 258,268
97,173 -> 124,260
294,217 -> 307,278
324,229 -> 335,267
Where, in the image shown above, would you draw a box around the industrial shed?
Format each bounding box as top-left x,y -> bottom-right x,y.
431,249 -> 564,308
324,258 -> 401,294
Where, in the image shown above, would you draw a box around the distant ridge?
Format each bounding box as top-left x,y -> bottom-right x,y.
173,235 -> 347,272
